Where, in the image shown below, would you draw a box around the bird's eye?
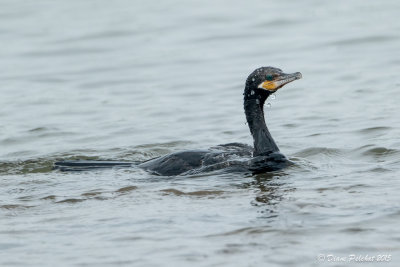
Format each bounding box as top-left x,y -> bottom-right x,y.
265,75 -> 274,81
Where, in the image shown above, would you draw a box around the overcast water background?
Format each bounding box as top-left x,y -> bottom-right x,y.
1,0 -> 400,266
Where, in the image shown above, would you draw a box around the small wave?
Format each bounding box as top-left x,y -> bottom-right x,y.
0,159 -> 54,175
0,153 -> 134,175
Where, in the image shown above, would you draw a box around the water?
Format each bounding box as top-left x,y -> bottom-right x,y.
1,0 -> 400,266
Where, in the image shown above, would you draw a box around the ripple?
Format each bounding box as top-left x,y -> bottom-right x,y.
53,30 -> 134,44
354,146 -> 400,158
341,227 -> 373,233
361,167 -> 392,173
330,35 -> 397,46
293,147 -> 344,158
135,141 -> 193,150
206,226 -> 275,237
41,195 -> 56,200
282,123 -> 299,128
160,188 -> 224,197
253,18 -> 299,28
43,192 -> 112,203
78,79 -> 138,89
0,204 -> 34,210
194,32 -> 258,43
38,186 -> 141,205
81,191 -> 104,197
21,47 -> 109,57
316,183 -> 373,193
115,186 -> 138,193
56,198 -> 85,204
0,243 -> 24,250
28,127 -> 51,132
356,126 -> 392,134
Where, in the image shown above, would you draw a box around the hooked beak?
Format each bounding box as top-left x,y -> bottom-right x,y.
258,72 -> 302,92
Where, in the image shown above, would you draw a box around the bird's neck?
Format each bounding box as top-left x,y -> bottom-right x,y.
244,94 -> 279,156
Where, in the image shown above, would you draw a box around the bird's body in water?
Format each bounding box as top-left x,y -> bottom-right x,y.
54,67 -> 302,175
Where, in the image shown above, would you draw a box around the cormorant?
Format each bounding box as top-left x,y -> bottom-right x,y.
54,67 -> 302,175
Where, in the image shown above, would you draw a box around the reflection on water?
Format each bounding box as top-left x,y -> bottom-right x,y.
1,0 -> 400,266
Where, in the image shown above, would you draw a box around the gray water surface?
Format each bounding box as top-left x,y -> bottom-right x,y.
1,0 -> 400,266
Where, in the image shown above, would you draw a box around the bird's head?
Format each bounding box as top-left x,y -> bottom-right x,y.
245,67 -> 302,99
